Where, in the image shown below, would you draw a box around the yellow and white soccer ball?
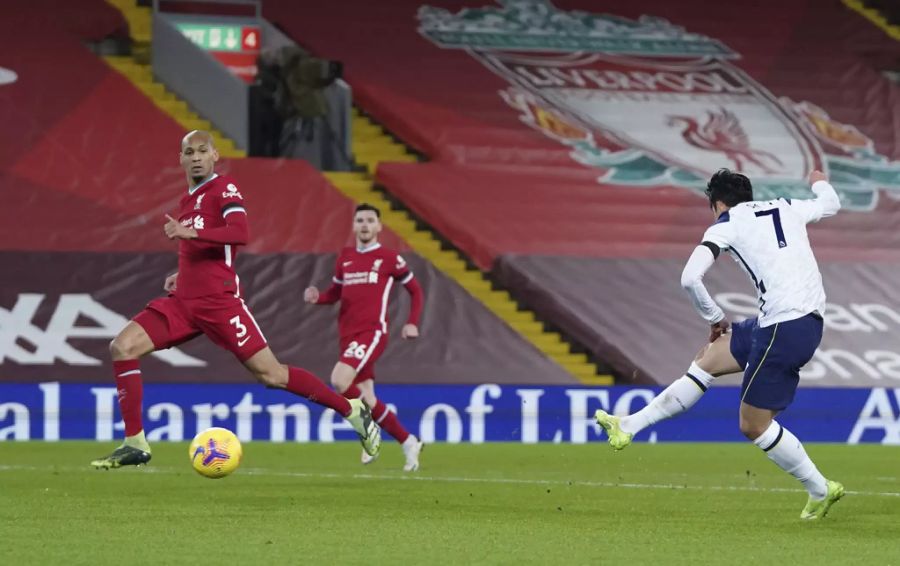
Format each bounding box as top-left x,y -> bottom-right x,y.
189,427 -> 243,479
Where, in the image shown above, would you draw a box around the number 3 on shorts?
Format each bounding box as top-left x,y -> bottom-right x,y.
230,315 -> 249,345
343,341 -> 367,360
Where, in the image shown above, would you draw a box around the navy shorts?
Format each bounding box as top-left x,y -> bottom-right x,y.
729,313 -> 823,411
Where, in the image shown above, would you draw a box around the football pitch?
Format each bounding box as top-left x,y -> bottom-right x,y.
1,443 -> 897,565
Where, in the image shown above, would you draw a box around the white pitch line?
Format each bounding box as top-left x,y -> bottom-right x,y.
1,464 -> 898,498
240,468 -> 900,498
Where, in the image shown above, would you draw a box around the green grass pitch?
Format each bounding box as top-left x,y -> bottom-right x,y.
1,442 -> 897,565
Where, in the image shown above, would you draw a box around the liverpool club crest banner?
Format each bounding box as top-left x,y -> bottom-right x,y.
417,0 -> 900,210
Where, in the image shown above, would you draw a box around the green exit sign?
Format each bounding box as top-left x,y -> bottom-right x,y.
176,23 -> 259,52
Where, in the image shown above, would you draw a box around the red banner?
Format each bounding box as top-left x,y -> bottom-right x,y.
268,0 -> 900,267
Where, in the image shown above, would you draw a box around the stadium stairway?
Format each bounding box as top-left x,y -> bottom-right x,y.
102,0 -> 246,158
326,109 -> 613,385
102,0 -> 611,384
844,0 -> 900,40
106,0 -> 151,54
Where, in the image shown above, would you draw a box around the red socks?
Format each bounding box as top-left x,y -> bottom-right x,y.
116,362 -> 363,435
114,360 -> 143,436
286,367 -> 352,416
371,399 -> 410,444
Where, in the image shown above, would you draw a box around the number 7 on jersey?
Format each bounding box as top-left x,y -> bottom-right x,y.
754,208 -> 787,248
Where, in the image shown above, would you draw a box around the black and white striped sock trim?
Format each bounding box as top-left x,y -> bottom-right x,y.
762,424 -> 784,452
685,372 -> 708,392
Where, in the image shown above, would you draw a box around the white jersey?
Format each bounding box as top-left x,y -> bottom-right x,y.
698,181 -> 841,327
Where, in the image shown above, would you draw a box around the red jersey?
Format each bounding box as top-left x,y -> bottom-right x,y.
173,173 -> 249,299
321,243 -> 421,337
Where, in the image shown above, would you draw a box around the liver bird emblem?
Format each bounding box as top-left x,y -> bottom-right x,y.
667,108 -> 783,174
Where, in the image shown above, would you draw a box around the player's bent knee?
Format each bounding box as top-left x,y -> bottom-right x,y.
695,357 -> 717,376
109,322 -> 155,361
330,363 -> 356,394
739,417 -> 766,440
693,345 -> 707,362
110,335 -> 139,360
109,338 -> 124,359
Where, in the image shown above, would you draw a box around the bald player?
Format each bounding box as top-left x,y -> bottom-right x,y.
91,131 -> 381,469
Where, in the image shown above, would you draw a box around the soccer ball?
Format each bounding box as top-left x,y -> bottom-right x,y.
189,427 -> 242,479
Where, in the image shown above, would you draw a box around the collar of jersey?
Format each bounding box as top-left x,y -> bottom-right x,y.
188,173 -> 219,196
356,242 -> 382,253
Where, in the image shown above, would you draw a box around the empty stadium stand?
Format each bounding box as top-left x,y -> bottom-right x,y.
267,0 -> 900,387
0,1 -> 579,386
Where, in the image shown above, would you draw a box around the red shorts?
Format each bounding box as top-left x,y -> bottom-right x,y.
133,294 -> 268,362
339,330 -> 388,383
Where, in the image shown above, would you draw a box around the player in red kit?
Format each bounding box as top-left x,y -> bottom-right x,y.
91,131 -> 380,469
304,203 -> 425,471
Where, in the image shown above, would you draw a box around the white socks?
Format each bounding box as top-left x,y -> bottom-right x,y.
753,420 -> 827,499
615,366 -> 828,501
620,362 -> 714,435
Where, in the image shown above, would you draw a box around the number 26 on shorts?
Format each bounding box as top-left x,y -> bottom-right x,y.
343,341 -> 367,360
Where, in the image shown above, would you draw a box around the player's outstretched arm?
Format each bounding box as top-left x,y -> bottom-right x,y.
808,170 -> 841,218
681,245 -> 728,342
790,170 -> 841,223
